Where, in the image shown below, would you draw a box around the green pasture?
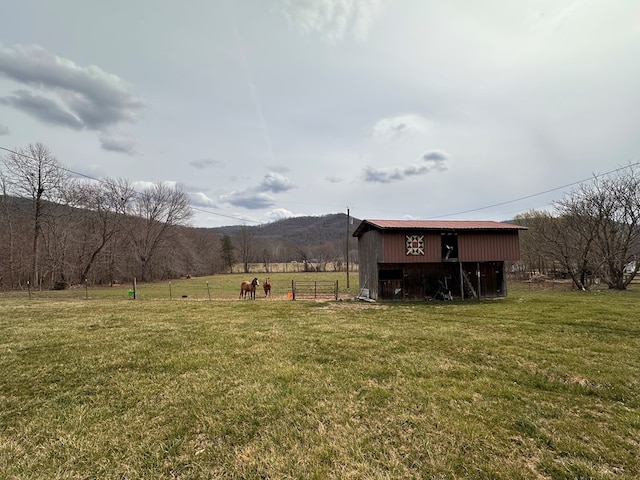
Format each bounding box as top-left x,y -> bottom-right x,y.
0,272 -> 355,302
1,277 -> 639,479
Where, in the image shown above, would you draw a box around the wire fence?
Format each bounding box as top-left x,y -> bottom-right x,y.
4,273 -> 635,302
0,273 -> 353,302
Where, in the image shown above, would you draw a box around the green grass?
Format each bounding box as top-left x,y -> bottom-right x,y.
0,272 -> 354,301
1,280 -> 639,478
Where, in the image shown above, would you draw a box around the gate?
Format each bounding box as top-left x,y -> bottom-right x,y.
291,280 -> 338,300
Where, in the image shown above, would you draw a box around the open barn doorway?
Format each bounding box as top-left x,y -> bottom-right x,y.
441,233 -> 458,261
377,261 -> 506,300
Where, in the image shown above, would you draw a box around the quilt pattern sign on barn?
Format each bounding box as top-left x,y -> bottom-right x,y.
406,235 -> 424,255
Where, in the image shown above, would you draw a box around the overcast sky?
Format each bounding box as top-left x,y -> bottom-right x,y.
1,1 -> 639,227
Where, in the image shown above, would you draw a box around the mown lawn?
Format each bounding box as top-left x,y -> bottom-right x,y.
1,281 -> 639,479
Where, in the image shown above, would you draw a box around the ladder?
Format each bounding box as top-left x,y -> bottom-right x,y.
461,270 -> 478,299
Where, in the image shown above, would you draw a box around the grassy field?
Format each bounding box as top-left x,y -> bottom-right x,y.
0,272 -> 356,302
1,275 -> 639,479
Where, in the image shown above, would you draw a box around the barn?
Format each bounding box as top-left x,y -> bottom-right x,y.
353,219 -> 527,301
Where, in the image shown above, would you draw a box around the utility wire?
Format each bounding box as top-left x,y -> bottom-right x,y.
432,161 -> 640,219
3,144 -> 639,224
0,145 -> 260,224
189,205 -> 261,224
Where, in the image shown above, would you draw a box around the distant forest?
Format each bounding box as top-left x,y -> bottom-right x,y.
209,213 -> 360,274
0,142 -> 359,290
0,190 -> 358,290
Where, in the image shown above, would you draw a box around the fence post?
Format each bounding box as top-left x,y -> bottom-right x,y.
207,281 -> 211,300
335,280 -> 338,300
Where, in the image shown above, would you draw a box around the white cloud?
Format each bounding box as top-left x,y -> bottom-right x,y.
279,0 -> 382,44
371,114 -> 430,140
189,192 -> 218,208
258,172 -> 294,193
265,207 -> 303,222
0,124 -> 10,135
131,180 -> 156,191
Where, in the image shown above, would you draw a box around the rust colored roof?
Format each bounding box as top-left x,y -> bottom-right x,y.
353,219 -> 527,237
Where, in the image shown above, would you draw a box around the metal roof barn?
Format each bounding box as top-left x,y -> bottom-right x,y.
353,219 -> 527,301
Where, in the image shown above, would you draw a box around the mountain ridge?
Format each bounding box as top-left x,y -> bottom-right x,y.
203,213 -> 361,246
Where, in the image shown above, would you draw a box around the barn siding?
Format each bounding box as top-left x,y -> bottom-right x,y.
381,231 -> 521,263
458,232 -> 521,261
357,230 -> 383,298
382,232 -> 441,262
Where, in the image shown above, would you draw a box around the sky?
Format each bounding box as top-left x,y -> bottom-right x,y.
1,0 -> 639,227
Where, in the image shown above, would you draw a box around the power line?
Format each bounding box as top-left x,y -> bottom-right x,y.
0,145 -> 260,224
190,205 -> 261,224
3,144 -> 639,225
0,145 -> 101,182
432,161 -> 640,219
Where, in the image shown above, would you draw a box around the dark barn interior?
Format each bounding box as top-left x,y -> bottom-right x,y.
378,261 -> 505,301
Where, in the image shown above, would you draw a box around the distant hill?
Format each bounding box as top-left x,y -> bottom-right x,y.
206,213 -> 361,247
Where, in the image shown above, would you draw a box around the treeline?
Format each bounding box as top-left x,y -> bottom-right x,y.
0,144 -> 357,291
514,163 -> 640,290
0,144 -> 220,290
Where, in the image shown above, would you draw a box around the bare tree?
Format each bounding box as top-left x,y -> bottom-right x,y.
177,227 -> 221,276
234,225 -> 255,273
520,165 -> 640,290
1,144 -> 71,288
551,169 -> 640,289
262,247 -> 271,273
126,182 -> 193,281
220,235 -> 235,273
294,244 -> 314,271
588,167 -> 640,288
0,174 -> 18,288
71,178 -> 136,283
516,208 -> 597,288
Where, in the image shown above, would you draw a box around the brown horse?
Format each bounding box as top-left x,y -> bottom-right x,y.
240,277 -> 259,300
263,277 -> 271,297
